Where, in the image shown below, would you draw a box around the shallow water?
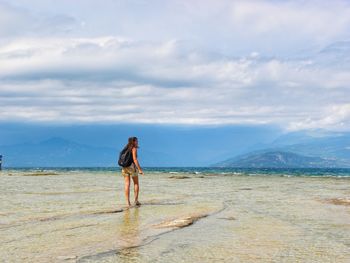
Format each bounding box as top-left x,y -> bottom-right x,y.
0,169 -> 349,262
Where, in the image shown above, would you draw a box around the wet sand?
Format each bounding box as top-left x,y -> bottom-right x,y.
0,170 -> 349,262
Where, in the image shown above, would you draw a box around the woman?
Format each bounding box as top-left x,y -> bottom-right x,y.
121,137 -> 144,207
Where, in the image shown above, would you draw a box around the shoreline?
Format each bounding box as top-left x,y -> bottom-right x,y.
1,170 -> 349,262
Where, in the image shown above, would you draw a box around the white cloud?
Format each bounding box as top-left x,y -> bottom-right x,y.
230,1 -> 350,37
3,1 -> 350,53
0,1 -> 78,38
288,104 -> 350,131
0,36 -> 349,130
0,0 -> 349,131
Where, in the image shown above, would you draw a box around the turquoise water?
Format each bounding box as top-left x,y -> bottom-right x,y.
0,168 -> 349,262
5,167 -> 350,177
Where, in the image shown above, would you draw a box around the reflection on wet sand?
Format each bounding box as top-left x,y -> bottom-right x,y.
116,207 -> 142,260
120,208 -> 141,246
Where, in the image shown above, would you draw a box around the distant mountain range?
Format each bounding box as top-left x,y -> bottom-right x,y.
0,123 -> 280,167
213,132 -> 350,168
0,137 -> 117,167
0,137 -> 180,167
1,130 -> 350,168
213,151 -> 346,168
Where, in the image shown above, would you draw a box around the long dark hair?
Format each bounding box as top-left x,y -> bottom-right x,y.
125,136 -> 138,150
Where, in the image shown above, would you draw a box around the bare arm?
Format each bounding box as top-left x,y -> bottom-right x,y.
132,147 -> 143,175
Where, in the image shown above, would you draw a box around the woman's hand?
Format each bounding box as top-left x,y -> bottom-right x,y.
139,169 -> 144,175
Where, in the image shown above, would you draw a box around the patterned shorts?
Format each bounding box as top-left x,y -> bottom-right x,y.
121,163 -> 138,177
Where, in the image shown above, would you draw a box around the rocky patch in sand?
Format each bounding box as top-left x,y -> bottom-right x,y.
153,213 -> 209,229
169,175 -> 191,179
218,216 -> 236,221
21,172 -> 58,176
323,198 -> 350,206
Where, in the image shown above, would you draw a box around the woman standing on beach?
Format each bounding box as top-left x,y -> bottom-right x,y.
121,137 -> 144,207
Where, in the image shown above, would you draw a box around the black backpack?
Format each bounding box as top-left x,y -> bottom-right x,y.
118,146 -> 133,167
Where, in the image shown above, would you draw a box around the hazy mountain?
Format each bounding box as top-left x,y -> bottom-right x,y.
269,133 -> 350,163
213,132 -> 350,168
2,126 -> 349,168
0,137 -> 179,167
0,137 -> 117,167
0,123 -> 281,167
213,151 -> 346,168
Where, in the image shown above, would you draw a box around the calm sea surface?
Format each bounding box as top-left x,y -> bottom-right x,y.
0,168 -> 349,262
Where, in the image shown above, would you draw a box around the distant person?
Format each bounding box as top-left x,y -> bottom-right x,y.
118,137 -> 144,207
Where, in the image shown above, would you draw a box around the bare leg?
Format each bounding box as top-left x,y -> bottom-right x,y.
132,176 -> 140,205
124,175 -> 131,206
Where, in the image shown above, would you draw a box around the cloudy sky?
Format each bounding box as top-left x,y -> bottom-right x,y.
1,0 -> 350,131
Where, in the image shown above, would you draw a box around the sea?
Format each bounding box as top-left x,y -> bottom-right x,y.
0,167 -> 349,262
